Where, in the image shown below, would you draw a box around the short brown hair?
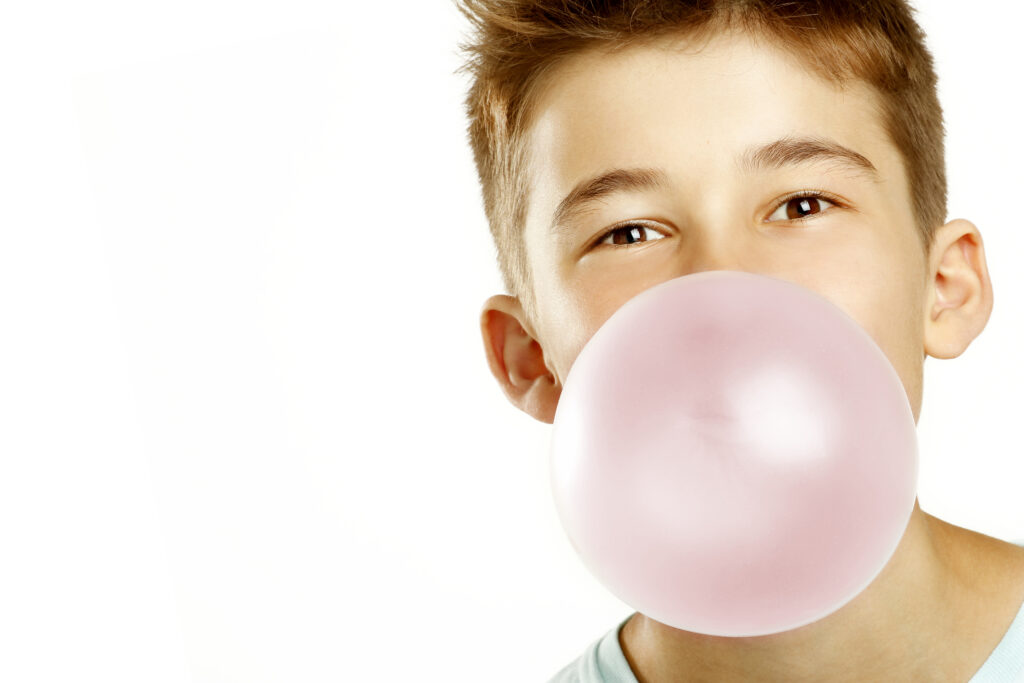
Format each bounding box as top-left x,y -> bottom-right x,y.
454,0 -> 946,309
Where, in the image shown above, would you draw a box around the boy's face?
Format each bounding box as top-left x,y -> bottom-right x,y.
483,30 -> 991,425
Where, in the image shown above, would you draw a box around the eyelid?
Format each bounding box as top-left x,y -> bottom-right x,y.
765,189 -> 845,222
586,189 -> 844,252
590,220 -> 669,250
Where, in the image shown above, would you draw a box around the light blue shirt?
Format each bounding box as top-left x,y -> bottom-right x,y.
550,542 -> 1024,683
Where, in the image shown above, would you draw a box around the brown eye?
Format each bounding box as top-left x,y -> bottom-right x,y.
599,224 -> 666,246
767,194 -> 836,222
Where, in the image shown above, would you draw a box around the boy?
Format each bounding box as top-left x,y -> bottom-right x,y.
454,1 -> 1024,680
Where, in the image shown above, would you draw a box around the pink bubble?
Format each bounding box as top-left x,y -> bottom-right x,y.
550,270 -> 917,636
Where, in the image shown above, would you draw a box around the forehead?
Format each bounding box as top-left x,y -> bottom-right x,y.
522,30 -> 903,229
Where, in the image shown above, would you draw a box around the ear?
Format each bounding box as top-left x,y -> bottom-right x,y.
923,218 -> 994,360
480,294 -> 561,424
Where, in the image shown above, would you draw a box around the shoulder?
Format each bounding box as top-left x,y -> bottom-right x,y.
991,537 -> 1024,591
547,656 -> 585,683
966,540 -> 1024,682
546,634 -> 603,683
928,515 -> 1024,590
547,615 -> 638,683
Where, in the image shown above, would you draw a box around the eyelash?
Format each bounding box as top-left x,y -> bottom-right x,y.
768,189 -> 843,223
592,189 -> 844,248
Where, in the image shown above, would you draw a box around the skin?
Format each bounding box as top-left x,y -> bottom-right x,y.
479,28 -> 1024,682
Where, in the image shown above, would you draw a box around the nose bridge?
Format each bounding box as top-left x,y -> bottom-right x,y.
681,211 -> 753,276
661,167 -> 754,276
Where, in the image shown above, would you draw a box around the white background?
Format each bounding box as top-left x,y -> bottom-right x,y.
1,1 -> 1021,681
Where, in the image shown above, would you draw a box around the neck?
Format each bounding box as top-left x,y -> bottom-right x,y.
619,500 -> 1006,682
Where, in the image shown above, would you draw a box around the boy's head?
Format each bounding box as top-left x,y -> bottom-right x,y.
456,0 -> 992,426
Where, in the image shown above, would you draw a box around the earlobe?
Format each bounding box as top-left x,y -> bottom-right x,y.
480,294 -> 561,424
923,218 -> 994,360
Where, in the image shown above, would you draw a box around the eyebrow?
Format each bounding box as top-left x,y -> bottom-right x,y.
549,136 -> 879,232
739,135 -> 879,180
551,167 -> 670,232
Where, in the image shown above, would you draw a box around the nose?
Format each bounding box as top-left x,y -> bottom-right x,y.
674,227 -> 756,279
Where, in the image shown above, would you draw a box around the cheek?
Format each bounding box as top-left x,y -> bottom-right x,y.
528,234 -> 666,381
534,274 -> 654,385
529,259 -> 593,382
822,256 -> 924,402
539,284 -> 617,382
549,250 -> 691,368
